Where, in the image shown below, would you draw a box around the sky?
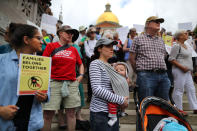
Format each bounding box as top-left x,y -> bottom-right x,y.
50,0 -> 197,33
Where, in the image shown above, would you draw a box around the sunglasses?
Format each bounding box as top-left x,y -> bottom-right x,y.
151,20 -> 160,24
90,31 -> 96,34
63,30 -> 73,34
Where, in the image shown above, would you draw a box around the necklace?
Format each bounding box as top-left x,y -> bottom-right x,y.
178,42 -> 187,49
180,44 -> 187,49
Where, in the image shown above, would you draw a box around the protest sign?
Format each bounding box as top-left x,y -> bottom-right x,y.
163,35 -> 173,46
163,35 -> 173,54
133,24 -> 144,33
17,54 -> 51,95
116,26 -> 129,43
41,14 -> 58,35
178,22 -> 193,31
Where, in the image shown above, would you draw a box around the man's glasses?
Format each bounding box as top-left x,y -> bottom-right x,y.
151,20 -> 160,24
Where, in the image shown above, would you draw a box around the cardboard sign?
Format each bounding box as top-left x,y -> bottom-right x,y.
162,35 -> 173,54
17,54 -> 51,95
116,26 -> 129,44
178,22 -> 193,31
133,24 -> 144,33
41,14 -> 58,35
163,35 -> 173,46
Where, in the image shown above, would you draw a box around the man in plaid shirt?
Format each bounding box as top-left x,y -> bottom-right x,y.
130,16 -> 170,103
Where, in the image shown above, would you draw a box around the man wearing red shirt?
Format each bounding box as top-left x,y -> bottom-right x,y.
43,42 -> 82,80
42,25 -> 84,131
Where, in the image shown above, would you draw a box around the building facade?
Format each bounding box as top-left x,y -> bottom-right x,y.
0,0 -> 52,45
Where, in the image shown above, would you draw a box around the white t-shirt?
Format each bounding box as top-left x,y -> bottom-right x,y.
84,39 -> 97,58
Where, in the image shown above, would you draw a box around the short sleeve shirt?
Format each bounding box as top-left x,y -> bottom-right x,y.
130,33 -> 167,71
43,42 -> 82,80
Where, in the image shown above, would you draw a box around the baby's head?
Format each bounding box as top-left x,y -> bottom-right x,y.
114,62 -> 129,78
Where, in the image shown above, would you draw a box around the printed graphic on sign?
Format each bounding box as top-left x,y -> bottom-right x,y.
17,54 -> 51,95
28,76 -> 43,90
163,35 -> 173,46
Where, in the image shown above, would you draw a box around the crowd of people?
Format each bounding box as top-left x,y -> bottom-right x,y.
0,15 -> 197,131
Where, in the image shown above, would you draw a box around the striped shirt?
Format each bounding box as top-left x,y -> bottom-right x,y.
89,60 -> 124,113
130,33 -> 167,71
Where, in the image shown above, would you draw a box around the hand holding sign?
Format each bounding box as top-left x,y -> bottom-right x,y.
17,54 -> 51,95
35,91 -> 48,102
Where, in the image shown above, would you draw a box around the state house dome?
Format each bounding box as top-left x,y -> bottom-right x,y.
96,3 -> 121,30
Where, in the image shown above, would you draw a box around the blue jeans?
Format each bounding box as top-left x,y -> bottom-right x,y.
90,112 -> 119,131
136,71 -> 170,131
137,71 -> 171,103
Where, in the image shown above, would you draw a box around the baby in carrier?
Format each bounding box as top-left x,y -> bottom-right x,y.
108,62 -> 131,126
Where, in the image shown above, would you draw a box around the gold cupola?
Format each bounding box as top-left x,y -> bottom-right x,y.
96,3 -> 119,25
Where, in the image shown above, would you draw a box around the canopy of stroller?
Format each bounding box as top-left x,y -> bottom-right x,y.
137,96 -> 193,131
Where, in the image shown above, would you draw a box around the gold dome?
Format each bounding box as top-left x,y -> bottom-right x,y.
96,3 -> 119,25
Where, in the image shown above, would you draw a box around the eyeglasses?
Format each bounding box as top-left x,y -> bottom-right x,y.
33,36 -> 43,41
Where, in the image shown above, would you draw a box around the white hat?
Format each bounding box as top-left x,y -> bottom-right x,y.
79,26 -> 87,32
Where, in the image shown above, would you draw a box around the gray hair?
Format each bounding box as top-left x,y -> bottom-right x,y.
174,30 -> 186,40
102,30 -> 113,39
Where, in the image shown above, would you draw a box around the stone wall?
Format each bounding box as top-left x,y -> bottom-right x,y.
0,0 -> 45,45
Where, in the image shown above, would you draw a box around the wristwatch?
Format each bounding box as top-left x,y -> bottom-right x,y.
79,74 -> 84,77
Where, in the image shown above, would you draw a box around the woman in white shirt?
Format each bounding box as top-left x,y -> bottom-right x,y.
169,30 -> 197,114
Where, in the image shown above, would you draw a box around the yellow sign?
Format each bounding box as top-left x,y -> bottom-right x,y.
17,54 -> 51,95
163,35 -> 173,46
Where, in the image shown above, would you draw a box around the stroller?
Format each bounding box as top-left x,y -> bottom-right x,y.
133,87 -> 193,131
